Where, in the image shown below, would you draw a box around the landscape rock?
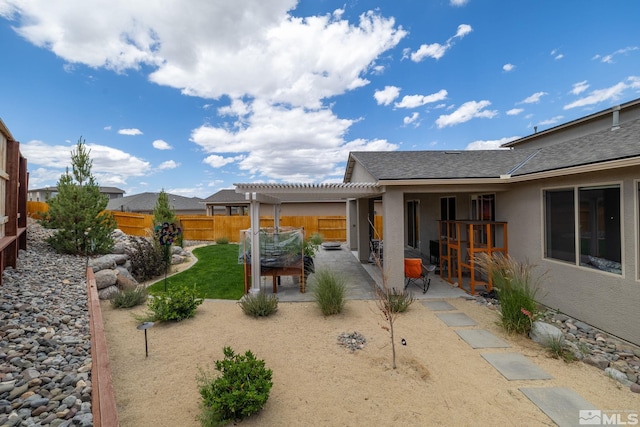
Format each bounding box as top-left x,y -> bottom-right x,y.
530,321 -> 564,345
93,269 -> 118,290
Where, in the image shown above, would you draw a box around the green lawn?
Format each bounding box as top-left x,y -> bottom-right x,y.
147,244 -> 245,300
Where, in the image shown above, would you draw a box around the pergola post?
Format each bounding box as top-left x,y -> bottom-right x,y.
248,193 -> 261,294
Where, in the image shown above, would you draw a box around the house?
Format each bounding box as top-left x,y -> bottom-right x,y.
106,192 -> 206,215
0,118 -> 28,285
204,188 -> 348,217
342,98 -> 640,346
28,186 -> 125,202
233,98 -> 640,346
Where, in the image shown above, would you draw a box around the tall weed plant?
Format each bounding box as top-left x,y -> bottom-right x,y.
475,253 -> 542,335
312,268 -> 346,315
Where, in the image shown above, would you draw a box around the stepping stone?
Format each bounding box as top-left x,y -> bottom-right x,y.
520,387 -> 597,427
422,300 -> 455,311
455,329 -> 510,349
435,312 -> 477,327
481,353 -> 552,380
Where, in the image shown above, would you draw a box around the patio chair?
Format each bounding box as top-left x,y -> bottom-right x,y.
404,258 -> 435,294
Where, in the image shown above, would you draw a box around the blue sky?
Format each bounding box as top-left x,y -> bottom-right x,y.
1,0 -> 639,199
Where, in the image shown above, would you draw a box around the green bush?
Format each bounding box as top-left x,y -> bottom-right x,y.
144,286 -> 204,322
238,292 -> 278,317
475,253 -> 542,335
215,237 -> 229,244
110,286 -> 148,308
312,269 -> 346,315
197,347 -> 273,426
381,287 -> 415,313
126,237 -> 166,282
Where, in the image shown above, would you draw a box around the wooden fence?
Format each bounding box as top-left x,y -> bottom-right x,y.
26,201 -> 384,242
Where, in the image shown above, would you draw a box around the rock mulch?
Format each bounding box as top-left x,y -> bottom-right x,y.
474,292 -> 640,394
337,331 -> 367,352
0,223 -> 93,426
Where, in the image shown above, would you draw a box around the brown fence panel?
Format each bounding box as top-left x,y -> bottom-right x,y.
111,212 -> 153,236
373,215 -> 384,239
317,217 -> 347,241
27,201 -> 49,219
177,215 -> 216,241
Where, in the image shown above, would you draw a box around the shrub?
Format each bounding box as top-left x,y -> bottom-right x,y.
381,287 -> 415,313
144,286 -> 203,322
312,269 -> 346,315
126,237 -> 166,282
215,237 -> 229,244
110,286 -> 148,309
197,347 -> 273,426
475,253 -> 543,335
238,292 -> 278,317
545,335 -> 576,363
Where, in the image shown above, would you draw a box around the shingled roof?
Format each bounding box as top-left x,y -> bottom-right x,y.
346,116 -> 640,182
106,192 -> 205,212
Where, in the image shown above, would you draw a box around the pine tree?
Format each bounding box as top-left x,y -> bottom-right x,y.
153,189 -> 177,226
43,137 -> 116,255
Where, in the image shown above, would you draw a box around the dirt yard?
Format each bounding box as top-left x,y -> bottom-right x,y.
101,296 -> 639,426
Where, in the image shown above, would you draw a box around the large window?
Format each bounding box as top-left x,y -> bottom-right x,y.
544,185 -> 621,274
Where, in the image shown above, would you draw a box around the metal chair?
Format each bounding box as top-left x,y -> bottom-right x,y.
404,258 -> 435,294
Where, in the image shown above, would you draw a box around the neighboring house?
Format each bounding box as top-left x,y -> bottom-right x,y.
0,118 -> 28,285
106,192 -> 205,215
342,98 -> 640,346
28,186 -> 125,202
204,188 -> 347,217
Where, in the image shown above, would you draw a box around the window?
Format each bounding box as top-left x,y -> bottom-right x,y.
440,196 -> 456,220
471,194 -> 495,221
544,185 -> 621,274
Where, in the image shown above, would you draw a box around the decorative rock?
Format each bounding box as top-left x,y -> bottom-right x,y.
605,367 -> 633,386
583,355 -> 610,370
98,285 -> 120,300
93,269 -> 118,290
631,383 -> 640,393
530,321 -> 564,345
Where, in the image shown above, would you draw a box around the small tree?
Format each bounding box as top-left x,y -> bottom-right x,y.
43,137 -> 116,255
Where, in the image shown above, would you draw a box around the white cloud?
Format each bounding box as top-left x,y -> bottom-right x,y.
158,160 -> 179,170
118,128 -> 143,136
191,100 -> 397,181
152,139 -> 173,150
410,24 -> 472,62
550,48 -> 563,60
435,100 -> 498,128
506,108 -> 523,115
537,116 -> 564,126
594,46 -> 639,64
394,89 -> 448,109
403,112 -> 419,126
564,76 -> 640,110
502,63 -> 515,72
103,125 -> 112,131
450,0 -> 469,5
519,92 -> 547,104
203,155 -> 241,168
571,80 -> 589,95
465,136 -> 518,150
373,85 -> 401,106
21,139 -> 151,186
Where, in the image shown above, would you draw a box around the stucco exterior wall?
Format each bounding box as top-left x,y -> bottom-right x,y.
500,168 -> 640,345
